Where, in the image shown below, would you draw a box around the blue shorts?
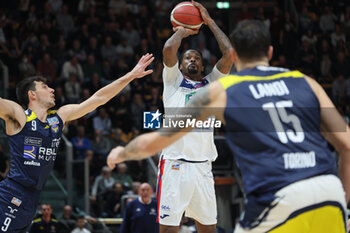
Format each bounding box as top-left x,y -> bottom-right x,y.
0,179 -> 40,233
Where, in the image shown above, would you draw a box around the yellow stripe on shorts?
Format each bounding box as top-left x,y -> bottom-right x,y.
269,205 -> 346,233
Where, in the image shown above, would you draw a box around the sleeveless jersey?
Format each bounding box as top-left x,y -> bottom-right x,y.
6,109 -> 63,191
218,66 -> 337,196
162,62 -> 227,161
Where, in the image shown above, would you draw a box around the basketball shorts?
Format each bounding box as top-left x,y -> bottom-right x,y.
156,156 -> 217,226
0,179 -> 40,233
234,174 -> 347,233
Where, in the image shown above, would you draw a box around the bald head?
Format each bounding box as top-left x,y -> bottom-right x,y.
139,183 -> 153,203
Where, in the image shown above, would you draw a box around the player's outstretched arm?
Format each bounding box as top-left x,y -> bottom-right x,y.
192,0 -> 233,74
305,76 -> 350,202
163,26 -> 198,68
57,53 -> 154,124
0,97 -> 27,135
107,81 -> 226,170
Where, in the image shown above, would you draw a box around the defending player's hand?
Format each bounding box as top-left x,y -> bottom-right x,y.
192,1 -> 211,25
173,26 -> 198,38
107,146 -> 125,170
129,53 -> 154,79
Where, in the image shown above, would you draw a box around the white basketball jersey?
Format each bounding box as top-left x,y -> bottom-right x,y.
161,62 -> 227,161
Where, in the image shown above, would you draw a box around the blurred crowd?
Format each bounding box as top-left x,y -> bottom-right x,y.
0,0 -> 350,224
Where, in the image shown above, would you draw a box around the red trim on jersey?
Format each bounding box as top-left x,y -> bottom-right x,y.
156,156 -> 165,222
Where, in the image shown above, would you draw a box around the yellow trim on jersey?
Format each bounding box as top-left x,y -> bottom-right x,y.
218,71 -> 304,90
26,111 -> 37,122
33,218 -> 41,223
44,125 -> 49,129
269,205 -> 346,233
47,110 -> 56,115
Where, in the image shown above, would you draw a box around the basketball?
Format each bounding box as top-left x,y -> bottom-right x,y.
170,2 -> 203,30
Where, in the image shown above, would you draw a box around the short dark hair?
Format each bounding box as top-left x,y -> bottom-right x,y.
179,49 -> 203,64
230,20 -> 271,61
16,76 -> 46,109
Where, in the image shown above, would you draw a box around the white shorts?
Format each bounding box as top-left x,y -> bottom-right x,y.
156,156 -> 217,226
234,174 -> 347,233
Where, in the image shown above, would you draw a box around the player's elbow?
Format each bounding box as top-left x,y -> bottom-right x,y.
222,48 -> 234,63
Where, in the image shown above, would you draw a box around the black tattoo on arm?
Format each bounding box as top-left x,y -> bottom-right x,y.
207,19 -> 233,71
163,30 -> 186,65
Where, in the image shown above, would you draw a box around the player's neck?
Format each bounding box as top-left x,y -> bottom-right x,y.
236,60 -> 269,72
28,103 -> 48,122
184,74 -> 203,82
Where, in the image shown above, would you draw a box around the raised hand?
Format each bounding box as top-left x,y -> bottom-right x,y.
107,146 -> 125,170
130,53 -> 154,79
192,1 -> 212,25
173,26 -> 198,38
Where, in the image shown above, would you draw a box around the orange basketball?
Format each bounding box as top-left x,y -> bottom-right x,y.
170,2 -> 203,30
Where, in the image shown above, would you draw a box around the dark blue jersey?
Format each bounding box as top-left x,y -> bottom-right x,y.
6,109 -> 63,191
120,198 -> 159,233
218,66 -> 337,196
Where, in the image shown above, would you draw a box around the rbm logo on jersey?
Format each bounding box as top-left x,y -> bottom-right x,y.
143,110 -> 162,129
23,146 -> 37,159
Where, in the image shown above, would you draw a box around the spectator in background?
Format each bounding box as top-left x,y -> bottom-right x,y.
86,72 -> 103,94
332,74 -> 347,105
57,205 -> 76,233
48,0 -> 63,15
52,39 -> 68,73
319,6 -> 337,35
102,181 -> 125,217
120,183 -> 158,233
299,6 -> 312,33
91,166 -> 115,215
127,181 -> 141,196
83,54 -> 102,82
301,29 -> 317,53
116,37 -> 134,64
72,125 -> 92,160
331,23 -> 346,48
93,107 -> 112,136
61,55 -> 84,81
71,216 -> 91,233
86,37 -> 101,63
280,11 -> 298,62
255,7 -> 270,29
112,163 -> 133,190
18,54 -> 36,80
37,52 -> 56,84
91,129 -> 111,158
109,128 -> 127,148
130,93 -> 145,130
101,36 -> 118,66
331,51 -> 350,78
56,4 -> 74,38
54,86 -> 67,108
121,21 -> 140,48
297,40 -> 316,73
236,3 -> 253,22
69,39 -> 87,62
319,39 -> 333,77
78,0 -> 95,14
108,0 -> 127,15
64,73 -> 82,103
29,204 -> 59,233
78,24 -> 91,50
